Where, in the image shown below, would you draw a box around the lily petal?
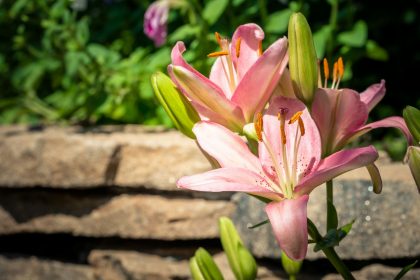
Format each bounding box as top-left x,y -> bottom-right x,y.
312,88 -> 369,154
347,116 -> 414,146
232,37 -> 288,122
169,65 -> 245,130
272,69 -> 296,99
230,23 -> 265,79
209,57 -> 234,99
193,121 -> 261,171
360,80 -> 386,112
177,167 -> 278,199
295,146 -> 379,195
265,195 -> 309,261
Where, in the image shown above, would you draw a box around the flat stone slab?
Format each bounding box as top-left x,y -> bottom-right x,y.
0,191 -> 234,240
0,255 -> 95,280
233,166 -> 419,260
324,264 -> 420,280
0,126 -> 210,190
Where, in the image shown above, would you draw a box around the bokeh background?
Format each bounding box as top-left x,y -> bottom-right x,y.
1,0 -> 419,132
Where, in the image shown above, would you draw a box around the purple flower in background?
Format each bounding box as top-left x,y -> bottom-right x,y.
144,0 -> 169,47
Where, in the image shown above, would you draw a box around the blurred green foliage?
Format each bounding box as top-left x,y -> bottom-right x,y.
0,0 -> 418,127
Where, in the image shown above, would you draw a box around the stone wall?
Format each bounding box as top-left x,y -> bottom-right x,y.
0,126 -> 418,279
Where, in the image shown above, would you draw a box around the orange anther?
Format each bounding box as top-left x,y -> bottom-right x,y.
278,111 -> 287,145
289,111 -> 303,124
323,58 -> 329,80
235,37 -> 242,58
258,40 -> 263,56
338,57 -> 344,79
215,32 -> 222,45
254,112 -> 263,142
333,61 -> 338,83
298,117 -> 305,136
207,51 -> 229,58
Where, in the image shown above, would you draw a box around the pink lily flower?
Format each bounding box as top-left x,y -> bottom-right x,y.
144,0 -> 169,47
168,24 -> 289,132
177,96 -> 378,260
312,59 -> 413,156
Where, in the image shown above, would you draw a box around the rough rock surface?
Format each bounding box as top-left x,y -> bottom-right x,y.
0,191 -> 234,239
234,165 -> 420,260
0,126 -> 210,190
0,255 -> 95,280
323,264 -> 420,280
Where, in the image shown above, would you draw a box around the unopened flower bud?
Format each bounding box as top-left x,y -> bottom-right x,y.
151,72 -> 200,138
288,12 -> 318,106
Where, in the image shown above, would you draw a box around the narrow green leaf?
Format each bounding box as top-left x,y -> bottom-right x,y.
327,200 -> 338,230
313,25 -> 332,59
266,9 -> 292,34
366,40 -> 389,61
393,260 -> 418,280
203,0 -> 229,25
314,220 -> 355,252
248,219 -> 269,229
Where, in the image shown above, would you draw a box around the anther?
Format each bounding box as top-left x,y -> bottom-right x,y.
278,109 -> 288,145
289,111 -> 303,124
258,40 -> 263,56
298,117 -> 305,136
254,112 -> 263,142
207,51 -> 229,58
235,37 -> 241,58
215,32 -> 222,47
338,57 -> 344,79
323,58 -> 329,88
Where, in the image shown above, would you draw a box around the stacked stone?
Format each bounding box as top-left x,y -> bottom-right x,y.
0,126 -> 418,279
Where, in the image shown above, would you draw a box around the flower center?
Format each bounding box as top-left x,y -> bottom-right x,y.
321,57 -> 344,89
254,110 -> 306,199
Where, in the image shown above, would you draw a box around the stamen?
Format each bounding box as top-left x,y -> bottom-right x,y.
336,57 -> 344,89
215,32 -> 222,47
258,40 -> 263,56
254,112 -> 263,142
207,51 -> 229,58
317,60 -> 322,88
235,37 -> 241,58
289,111 -> 303,124
323,58 -> 329,88
277,109 -> 288,145
298,117 -> 305,136
331,61 -> 338,89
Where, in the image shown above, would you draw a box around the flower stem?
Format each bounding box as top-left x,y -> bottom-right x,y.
326,179 -> 334,231
307,219 -> 355,280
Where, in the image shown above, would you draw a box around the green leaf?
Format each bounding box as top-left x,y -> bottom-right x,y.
313,25 -> 332,58
193,248 -> 224,280
366,40 -> 389,61
394,260 -> 418,280
337,20 -> 368,47
248,219 -> 269,229
314,220 -> 355,252
327,200 -> 338,230
403,106 -> 420,143
265,9 -> 292,34
203,0 -> 229,25
168,25 -> 199,43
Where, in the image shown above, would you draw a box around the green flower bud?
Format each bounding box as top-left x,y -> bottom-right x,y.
219,217 -> 257,280
407,146 -> 420,192
281,251 -> 303,277
189,247 -> 223,280
151,72 -> 200,138
403,106 -> 420,144
288,12 -> 318,106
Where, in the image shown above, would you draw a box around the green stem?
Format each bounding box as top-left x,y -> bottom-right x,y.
326,0 -> 338,58
307,219 -> 355,280
326,179 -> 334,231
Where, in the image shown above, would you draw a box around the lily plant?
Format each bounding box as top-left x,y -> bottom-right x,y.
177,96 -> 378,260
168,24 -> 288,132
